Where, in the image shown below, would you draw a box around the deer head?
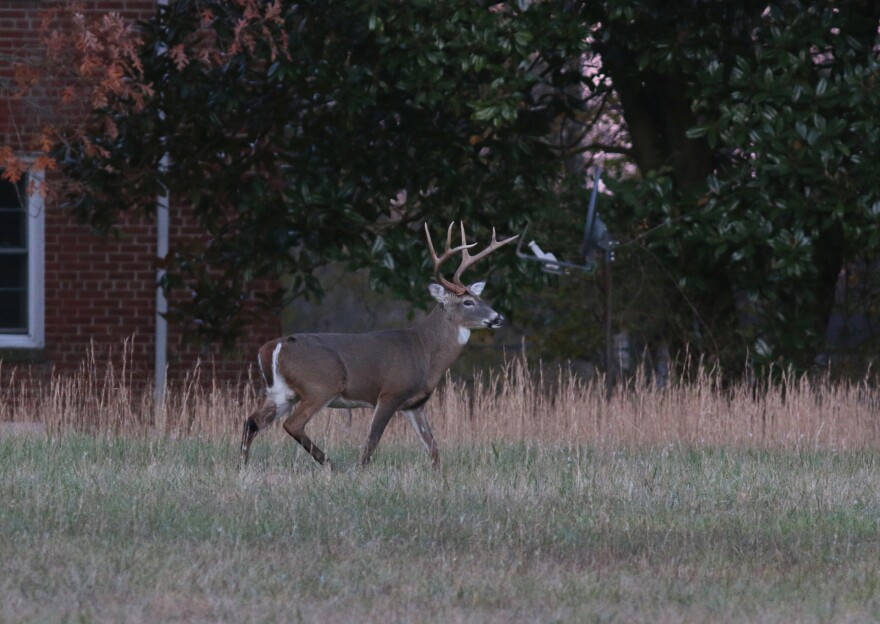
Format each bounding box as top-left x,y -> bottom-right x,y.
424,222 -> 518,331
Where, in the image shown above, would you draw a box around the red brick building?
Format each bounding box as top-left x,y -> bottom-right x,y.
0,1 -> 279,390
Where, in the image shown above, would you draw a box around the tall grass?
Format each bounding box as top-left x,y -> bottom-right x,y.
436,362 -> 880,450
3,346 -> 879,453
1,343 -> 256,439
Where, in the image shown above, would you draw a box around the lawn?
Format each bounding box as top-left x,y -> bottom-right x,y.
2,360 -> 879,622
2,432 -> 879,623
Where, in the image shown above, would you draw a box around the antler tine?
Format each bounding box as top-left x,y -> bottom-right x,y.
424,222 -> 477,295
452,225 -> 519,288
424,222 -> 440,270
425,222 -> 476,267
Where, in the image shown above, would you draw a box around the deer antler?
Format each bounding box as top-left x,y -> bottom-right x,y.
424,222 -> 519,295
452,223 -> 519,288
425,222 -> 475,295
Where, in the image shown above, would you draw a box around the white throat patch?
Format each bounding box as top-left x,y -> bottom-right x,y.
457,327 -> 471,345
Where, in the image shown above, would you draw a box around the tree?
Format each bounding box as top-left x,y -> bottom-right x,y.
578,0 -> 880,371
51,0 -> 588,347
1,6 -> 150,193
12,1 -> 880,372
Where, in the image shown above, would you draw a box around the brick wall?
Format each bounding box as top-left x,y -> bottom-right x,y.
0,3 -> 50,148
0,1 -> 282,389
42,200 -> 280,384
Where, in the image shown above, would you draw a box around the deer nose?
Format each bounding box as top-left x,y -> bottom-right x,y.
484,314 -> 504,329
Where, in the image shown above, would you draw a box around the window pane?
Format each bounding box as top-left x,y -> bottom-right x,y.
0,209 -> 25,248
0,254 -> 26,289
0,177 -> 24,209
0,290 -> 25,332
0,175 -> 29,335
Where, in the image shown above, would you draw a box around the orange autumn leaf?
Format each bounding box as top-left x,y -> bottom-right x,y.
0,148 -> 25,184
33,155 -> 58,172
170,44 -> 189,71
37,128 -> 58,153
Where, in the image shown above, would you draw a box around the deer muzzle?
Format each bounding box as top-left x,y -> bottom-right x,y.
484,313 -> 504,329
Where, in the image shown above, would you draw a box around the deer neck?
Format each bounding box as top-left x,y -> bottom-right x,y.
416,305 -> 470,377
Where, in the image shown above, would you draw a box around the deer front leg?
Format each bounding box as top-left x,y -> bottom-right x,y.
403,409 -> 440,468
360,399 -> 402,467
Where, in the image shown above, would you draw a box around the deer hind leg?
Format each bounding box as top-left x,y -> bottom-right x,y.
403,409 -> 440,468
282,395 -> 337,468
240,395 -> 298,468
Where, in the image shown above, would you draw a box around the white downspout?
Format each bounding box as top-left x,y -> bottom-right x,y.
155,161 -> 169,401
155,0 -> 170,402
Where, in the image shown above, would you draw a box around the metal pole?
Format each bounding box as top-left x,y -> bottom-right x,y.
154,0 -> 170,402
155,167 -> 169,401
583,167 -> 603,257
603,249 -> 613,402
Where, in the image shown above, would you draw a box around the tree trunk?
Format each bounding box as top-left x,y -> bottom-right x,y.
599,46 -> 742,363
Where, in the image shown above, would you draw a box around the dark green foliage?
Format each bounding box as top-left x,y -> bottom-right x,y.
587,0 -> 880,372
58,0 -> 880,372
59,0 -> 587,347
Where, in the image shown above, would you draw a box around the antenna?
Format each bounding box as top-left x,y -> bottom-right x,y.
516,167 -> 616,274
516,167 -> 617,401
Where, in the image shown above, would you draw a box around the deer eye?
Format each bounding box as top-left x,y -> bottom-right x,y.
463,299 -> 475,307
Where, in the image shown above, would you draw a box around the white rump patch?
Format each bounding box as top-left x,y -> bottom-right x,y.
267,342 -> 295,415
458,327 -> 471,345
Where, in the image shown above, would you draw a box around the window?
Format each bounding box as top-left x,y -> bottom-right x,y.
0,170 -> 44,348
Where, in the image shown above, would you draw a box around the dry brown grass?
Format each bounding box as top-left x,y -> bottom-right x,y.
435,361 -> 880,450
3,346 -> 879,453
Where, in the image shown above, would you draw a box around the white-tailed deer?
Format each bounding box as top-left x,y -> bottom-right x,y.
240,222 -> 518,469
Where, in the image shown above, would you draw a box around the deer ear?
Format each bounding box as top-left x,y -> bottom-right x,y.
468,281 -> 486,296
428,282 -> 448,303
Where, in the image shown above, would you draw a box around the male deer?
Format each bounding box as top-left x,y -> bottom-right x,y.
239,222 -> 517,469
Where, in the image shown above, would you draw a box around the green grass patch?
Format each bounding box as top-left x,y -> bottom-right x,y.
2,435 -> 880,622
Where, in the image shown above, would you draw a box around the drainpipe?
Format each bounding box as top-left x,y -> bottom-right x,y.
155,0 -> 170,402
155,160 -> 169,401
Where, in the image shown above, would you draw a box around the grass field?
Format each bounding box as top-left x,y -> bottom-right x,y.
2,360 -> 880,622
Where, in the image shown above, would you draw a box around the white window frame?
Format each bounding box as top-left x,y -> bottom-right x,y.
0,169 -> 44,349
